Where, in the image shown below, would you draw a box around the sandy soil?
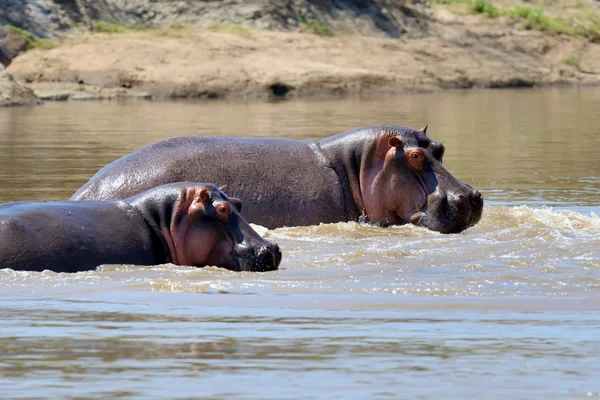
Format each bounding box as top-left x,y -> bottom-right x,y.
6,6 -> 600,101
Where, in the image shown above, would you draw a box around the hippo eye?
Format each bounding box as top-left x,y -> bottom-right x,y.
406,148 -> 425,172
215,202 -> 232,222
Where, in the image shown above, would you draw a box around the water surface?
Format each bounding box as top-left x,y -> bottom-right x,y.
1,87 -> 599,399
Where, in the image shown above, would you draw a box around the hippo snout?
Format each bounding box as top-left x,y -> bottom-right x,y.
258,243 -> 282,271
440,187 -> 484,233
413,186 -> 484,234
235,242 -> 281,272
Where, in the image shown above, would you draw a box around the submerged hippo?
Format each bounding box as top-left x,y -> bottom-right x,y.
72,125 -> 483,233
1,182 -> 281,273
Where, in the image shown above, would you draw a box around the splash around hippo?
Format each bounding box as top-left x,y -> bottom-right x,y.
72,126 -> 483,233
0,182 -> 281,273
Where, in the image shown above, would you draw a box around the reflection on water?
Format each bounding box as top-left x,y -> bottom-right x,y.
0,87 -> 600,399
2,298 -> 600,399
2,301 -> 600,399
1,87 -> 599,205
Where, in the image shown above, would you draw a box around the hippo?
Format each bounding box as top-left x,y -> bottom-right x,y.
72,125 -> 483,233
1,182 -> 281,273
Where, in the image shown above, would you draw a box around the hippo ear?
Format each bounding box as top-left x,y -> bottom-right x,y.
219,185 -> 228,192
199,188 -> 210,203
419,124 -> 428,135
174,187 -> 210,218
388,136 -> 403,149
186,187 -> 210,214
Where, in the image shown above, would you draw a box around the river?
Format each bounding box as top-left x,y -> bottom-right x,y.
1,87 -> 599,399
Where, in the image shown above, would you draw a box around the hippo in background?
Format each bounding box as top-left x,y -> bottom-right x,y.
0,182 -> 281,273
72,125 -> 483,234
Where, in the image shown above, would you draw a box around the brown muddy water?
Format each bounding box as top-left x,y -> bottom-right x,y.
1,87 -> 600,399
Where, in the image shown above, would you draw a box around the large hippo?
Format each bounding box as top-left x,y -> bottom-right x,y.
1,182 -> 281,273
73,125 -> 483,233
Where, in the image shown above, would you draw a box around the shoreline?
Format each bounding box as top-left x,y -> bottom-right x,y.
3,4 -> 599,105
13,80 -> 600,106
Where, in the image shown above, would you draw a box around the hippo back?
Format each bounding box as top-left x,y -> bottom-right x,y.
72,137 -> 347,228
0,201 -> 160,272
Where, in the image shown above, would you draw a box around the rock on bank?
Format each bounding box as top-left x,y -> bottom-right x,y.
0,66 -> 40,106
0,0 -> 429,39
0,25 -> 40,106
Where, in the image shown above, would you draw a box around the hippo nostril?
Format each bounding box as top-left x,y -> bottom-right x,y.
457,194 -> 468,204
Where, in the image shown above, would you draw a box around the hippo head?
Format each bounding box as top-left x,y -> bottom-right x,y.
164,184 -> 282,271
362,126 -> 483,233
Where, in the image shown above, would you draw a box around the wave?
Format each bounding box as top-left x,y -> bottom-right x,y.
1,206 -> 598,298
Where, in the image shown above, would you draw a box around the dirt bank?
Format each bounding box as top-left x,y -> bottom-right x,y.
7,7 -> 599,101
2,0 -> 600,101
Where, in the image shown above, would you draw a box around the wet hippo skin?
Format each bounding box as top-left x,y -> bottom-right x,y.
1,182 -> 281,273
72,126 -> 483,233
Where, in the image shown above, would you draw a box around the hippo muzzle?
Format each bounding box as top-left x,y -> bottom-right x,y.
410,160 -> 484,234
233,242 -> 282,272
411,187 -> 483,233
225,213 -> 282,272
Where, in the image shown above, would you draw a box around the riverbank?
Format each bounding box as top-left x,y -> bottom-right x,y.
3,0 -> 600,102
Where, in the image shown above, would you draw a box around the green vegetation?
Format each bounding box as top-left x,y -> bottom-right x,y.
436,0 -> 499,17
564,56 -> 581,70
4,25 -> 57,50
299,18 -> 333,36
88,22 -> 205,39
91,20 -> 151,33
437,0 -> 463,5
91,20 -> 127,33
434,0 -> 600,41
151,24 -> 252,38
562,0 -> 585,10
507,6 -> 599,41
472,0 -> 500,17
89,20 -> 253,37
507,6 -> 572,35
208,24 -> 251,34
575,11 -> 600,42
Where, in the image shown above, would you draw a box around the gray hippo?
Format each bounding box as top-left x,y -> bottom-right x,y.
72,125 -> 483,233
1,182 -> 281,273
